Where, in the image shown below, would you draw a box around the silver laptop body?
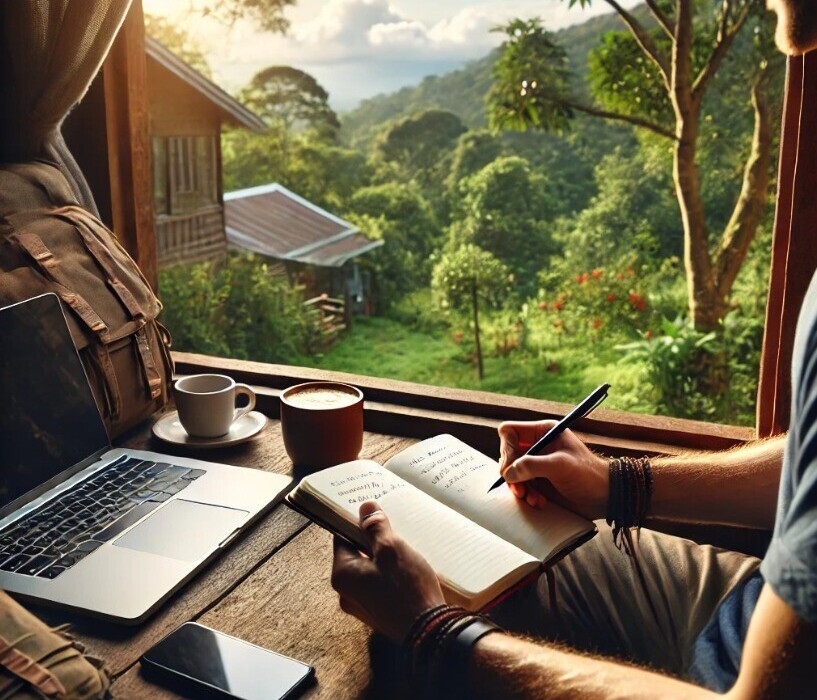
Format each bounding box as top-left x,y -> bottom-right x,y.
0,294 -> 291,624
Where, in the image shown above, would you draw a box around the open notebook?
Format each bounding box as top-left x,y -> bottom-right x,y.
287,434 -> 596,611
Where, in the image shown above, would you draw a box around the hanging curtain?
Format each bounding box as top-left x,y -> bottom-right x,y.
0,0 -> 133,213
757,52 -> 817,437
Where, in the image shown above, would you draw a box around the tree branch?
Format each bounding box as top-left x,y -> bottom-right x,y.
558,97 -> 677,139
693,3 -> 752,96
601,0 -> 672,87
645,0 -> 674,40
714,74 -> 772,298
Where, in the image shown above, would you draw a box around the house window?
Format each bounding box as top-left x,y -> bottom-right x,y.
170,137 -> 196,196
152,137 -> 168,216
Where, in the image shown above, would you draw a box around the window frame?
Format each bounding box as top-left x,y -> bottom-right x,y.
105,0 -> 813,443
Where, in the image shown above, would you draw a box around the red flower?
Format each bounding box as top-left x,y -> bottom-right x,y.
645,330 -> 653,339
628,292 -> 647,311
616,272 -> 624,280
592,318 -> 602,330
538,301 -> 548,311
553,298 -> 564,311
576,272 -> 589,285
607,293 -> 616,303
591,268 -> 603,279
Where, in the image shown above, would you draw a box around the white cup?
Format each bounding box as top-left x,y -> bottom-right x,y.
174,374 -> 256,438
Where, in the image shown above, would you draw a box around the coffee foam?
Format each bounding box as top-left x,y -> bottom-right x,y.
285,385 -> 359,409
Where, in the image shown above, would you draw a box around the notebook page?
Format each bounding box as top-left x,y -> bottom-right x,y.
300,461 -> 537,599
384,435 -> 592,562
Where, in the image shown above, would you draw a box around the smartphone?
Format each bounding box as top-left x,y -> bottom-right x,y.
141,622 -> 314,700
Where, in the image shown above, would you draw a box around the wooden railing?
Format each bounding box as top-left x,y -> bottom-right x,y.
303,294 -> 346,349
156,205 -> 226,267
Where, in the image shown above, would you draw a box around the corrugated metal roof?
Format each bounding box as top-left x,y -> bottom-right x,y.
224,183 -> 383,268
145,36 -> 266,133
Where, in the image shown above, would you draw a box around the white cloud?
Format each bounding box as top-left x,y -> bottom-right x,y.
143,0 -> 641,109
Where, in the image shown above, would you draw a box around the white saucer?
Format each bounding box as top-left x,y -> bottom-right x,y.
152,410 -> 268,449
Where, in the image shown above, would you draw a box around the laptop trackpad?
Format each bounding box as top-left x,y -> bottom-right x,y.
113,500 -> 248,562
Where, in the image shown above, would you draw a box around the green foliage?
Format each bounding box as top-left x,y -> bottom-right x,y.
240,66 -> 340,134
448,156 -> 555,295
537,264 -> 654,341
144,14 -> 212,77
550,149 -> 682,271
432,244 -> 513,313
488,19 -> 574,133
346,183 -> 442,309
588,30 -> 672,127
445,130 -> 504,202
374,110 -> 466,177
159,255 -> 318,364
191,0 -> 294,34
616,318 -> 720,420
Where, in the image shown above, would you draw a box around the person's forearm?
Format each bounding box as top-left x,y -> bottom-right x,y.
646,435 -> 784,529
468,633 -> 719,700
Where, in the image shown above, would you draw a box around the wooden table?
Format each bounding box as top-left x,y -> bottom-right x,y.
29,418 -> 414,699
21,352 -> 763,698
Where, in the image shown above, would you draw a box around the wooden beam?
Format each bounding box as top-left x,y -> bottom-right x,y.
757,53 -> 817,436
173,352 -> 755,453
102,0 -> 158,290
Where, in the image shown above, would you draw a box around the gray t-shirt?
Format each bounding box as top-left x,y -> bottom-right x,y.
691,271 -> 817,690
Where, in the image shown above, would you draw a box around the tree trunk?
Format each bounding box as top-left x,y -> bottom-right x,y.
472,278 -> 484,380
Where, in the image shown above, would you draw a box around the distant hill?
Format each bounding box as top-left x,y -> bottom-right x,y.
339,8 -> 644,150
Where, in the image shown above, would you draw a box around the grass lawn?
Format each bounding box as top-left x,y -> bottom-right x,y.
314,316 -> 655,413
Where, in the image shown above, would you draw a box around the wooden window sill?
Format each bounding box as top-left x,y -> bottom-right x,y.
173,351 -> 756,458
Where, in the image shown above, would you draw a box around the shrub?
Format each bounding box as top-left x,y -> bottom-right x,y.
159,254 -> 318,364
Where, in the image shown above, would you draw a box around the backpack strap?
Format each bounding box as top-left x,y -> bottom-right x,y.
56,209 -> 146,321
7,231 -> 123,418
8,232 -> 109,341
0,634 -> 67,698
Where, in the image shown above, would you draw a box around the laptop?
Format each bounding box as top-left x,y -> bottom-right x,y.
0,293 -> 291,624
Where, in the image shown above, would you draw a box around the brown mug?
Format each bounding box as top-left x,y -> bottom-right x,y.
280,381 -> 364,472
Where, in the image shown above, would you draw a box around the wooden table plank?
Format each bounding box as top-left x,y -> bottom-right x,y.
113,434 -> 414,699
115,527 -> 377,699
22,417 -> 410,691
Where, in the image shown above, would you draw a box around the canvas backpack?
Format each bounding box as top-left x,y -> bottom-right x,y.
0,160 -> 173,438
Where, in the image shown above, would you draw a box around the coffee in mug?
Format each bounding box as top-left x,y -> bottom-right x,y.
174,374 -> 256,438
280,381 -> 363,471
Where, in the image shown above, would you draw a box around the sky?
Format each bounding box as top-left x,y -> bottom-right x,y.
143,0 -> 640,111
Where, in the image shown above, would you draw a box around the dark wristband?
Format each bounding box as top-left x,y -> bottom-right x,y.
440,617 -> 502,700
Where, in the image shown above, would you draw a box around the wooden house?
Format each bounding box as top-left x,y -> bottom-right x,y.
144,37 -> 266,267
224,183 -> 383,313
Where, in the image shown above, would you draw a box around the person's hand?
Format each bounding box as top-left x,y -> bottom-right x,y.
331,501 -> 445,643
498,420 -> 608,520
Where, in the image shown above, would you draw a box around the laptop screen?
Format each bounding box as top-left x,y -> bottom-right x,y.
0,294 -> 109,510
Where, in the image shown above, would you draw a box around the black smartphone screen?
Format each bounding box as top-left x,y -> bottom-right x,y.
142,623 -> 313,700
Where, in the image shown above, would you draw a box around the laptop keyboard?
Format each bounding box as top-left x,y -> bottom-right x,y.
0,456 -> 206,580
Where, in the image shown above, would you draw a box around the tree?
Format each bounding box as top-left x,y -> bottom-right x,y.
449,156 -> 556,295
489,4 -> 777,333
375,110 -> 466,179
445,130 -> 504,201
347,183 -> 441,309
432,245 -> 513,379
186,0 -> 294,34
144,14 -> 212,77
241,66 -> 340,134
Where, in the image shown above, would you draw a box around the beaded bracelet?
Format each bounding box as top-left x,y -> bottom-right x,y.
606,456 -> 653,551
404,605 -> 502,699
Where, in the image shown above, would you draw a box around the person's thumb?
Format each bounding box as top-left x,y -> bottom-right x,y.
359,501 -> 395,561
504,453 -> 566,485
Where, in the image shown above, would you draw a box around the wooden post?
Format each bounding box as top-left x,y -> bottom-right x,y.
757,53 -> 817,437
102,0 -> 158,291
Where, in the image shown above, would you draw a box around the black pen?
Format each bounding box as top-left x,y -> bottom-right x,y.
487,383 -> 611,493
